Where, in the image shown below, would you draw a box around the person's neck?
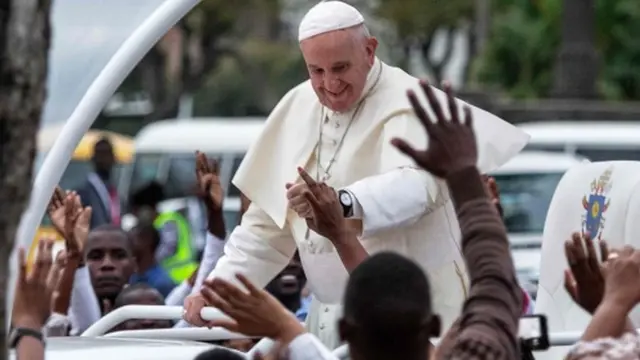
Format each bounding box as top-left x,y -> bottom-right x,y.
278,293 -> 302,313
137,256 -> 157,274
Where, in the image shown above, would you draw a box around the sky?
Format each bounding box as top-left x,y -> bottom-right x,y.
41,0 -> 168,127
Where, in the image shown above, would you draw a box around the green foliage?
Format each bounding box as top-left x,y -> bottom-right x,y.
375,0 -> 473,37
193,40 -> 307,116
474,0 -> 640,100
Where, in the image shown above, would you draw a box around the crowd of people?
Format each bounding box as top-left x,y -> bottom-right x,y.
11,80 -> 640,360
9,1 -> 640,360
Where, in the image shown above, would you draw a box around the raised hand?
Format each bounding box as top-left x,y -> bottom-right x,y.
297,167 -> 345,241
391,81 -> 477,178
13,238 -> 55,328
47,186 -> 67,237
564,232 -> 609,314
201,274 -> 304,343
195,151 -> 223,211
63,192 -> 91,256
600,246 -> 640,311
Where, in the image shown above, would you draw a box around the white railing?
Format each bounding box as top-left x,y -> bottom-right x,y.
84,305 -> 592,359
7,0 -> 202,330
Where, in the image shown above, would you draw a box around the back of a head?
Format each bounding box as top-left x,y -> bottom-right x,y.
193,347 -> 245,360
342,252 -> 434,357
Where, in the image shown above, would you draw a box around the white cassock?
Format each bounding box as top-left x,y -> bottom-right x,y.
206,1 -> 529,349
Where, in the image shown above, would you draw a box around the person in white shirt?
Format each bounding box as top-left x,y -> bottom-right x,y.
183,0 -> 528,348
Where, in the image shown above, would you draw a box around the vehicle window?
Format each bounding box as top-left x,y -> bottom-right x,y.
39,160 -> 125,226
224,210 -> 240,231
129,154 -> 163,194
493,172 -> 564,234
164,157 -> 198,199
227,154 -> 246,197
574,148 -> 640,161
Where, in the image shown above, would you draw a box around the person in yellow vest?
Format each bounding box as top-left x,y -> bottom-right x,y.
129,181 -> 198,284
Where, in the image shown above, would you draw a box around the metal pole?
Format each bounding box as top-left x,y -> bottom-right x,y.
7,0 -> 202,329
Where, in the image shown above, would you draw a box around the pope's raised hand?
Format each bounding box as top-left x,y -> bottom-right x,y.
297,167 -> 345,242
391,80 -> 478,178
195,151 -> 223,211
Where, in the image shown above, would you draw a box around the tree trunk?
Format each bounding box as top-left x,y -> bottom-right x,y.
552,0 -> 598,99
0,1 -> 52,357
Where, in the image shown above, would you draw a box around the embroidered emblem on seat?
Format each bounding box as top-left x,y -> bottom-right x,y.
581,167 -> 613,240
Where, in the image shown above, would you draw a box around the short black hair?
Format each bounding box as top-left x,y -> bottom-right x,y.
193,347 -> 246,360
88,224 -> 134,253
343,252 -> 432,350
130,181 -> 165,208
114,283 -> 164,308
130,222 -> 161,251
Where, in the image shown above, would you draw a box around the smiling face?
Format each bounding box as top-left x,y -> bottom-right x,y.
300,25 -> 378,112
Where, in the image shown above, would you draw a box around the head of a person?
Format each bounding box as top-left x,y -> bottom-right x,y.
299,1 -> 378,113
339,252 -> 440,360
193,347 -> 246,360
129,181 -> 164,218
129,222 -> 160,264
110,283 -> 172,331
85,224 -> 136,301
265,252 -> 306,311
92,137 -> 115,177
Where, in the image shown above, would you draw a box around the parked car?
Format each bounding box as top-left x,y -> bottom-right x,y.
491,151 -> 587,298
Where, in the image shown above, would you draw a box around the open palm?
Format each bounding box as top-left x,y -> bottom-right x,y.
195,151 -> 224,210
62,193 -> 91,254
47,187 -> 68,236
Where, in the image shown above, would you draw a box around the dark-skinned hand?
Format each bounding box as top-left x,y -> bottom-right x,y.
564,232 -> 609,314
195,151 -> 223,211
391,81 -> 477,178
297,167 -> 346,242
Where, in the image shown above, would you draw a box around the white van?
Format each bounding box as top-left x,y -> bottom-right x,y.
119,118 -> 265,237
120,118 -> 265,202
520,121 -> 640,161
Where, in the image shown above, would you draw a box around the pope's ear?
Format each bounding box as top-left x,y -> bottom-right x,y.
366,37 -> 378,57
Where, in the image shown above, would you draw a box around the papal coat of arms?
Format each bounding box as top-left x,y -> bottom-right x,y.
581,167 -> 613,240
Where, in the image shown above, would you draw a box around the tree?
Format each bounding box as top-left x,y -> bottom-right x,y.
375,0 -> 473,83
473,0 -> 640,100
0,0 -> 52,357
552,0 -> 598,99
122,0 -> 246,122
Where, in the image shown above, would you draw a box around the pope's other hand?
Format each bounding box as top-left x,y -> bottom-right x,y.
286,182 -> 312,218
183,293 -> 209,327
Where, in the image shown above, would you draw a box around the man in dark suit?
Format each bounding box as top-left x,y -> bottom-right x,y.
77,137 -> 121,229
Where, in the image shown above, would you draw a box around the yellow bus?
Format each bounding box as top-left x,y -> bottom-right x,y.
28,127 -> 134,266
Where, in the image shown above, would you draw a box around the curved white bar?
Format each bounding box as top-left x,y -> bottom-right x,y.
106,327 -> 257,341
82,305 -> 225,337
6,0 -> 202,329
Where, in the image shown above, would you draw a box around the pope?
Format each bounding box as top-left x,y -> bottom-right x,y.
183,0 -> 529,348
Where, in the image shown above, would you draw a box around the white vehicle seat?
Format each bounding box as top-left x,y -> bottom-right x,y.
535,161 -> 640,359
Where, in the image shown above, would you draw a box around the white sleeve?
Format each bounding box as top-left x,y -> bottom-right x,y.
165,281 -> 192,306
287,333 -> 340,360
206,203 -> 297,290
192,232 -> 226,292
342,113 -> 438,238
68,266 -> 101,334
44,313 -> 71,337
344,168 -> 435,238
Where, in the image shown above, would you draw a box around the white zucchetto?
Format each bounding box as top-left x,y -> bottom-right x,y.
298,1 -> 365,42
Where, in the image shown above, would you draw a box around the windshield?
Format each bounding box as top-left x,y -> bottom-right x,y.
525,144 -> 640,161
36,156 -> 124,226
493,172 -> 565,233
